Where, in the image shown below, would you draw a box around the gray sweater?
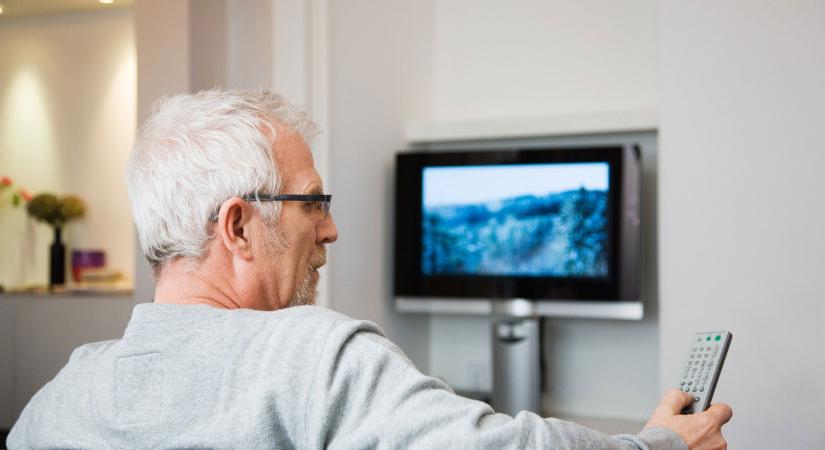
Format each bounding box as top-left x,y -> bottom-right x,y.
8,304 -> 686,449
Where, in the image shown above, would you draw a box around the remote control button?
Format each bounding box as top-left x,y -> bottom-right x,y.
694,397 -> 700,402
715,335 -> 721,341
699,347 -> 704,352
700,387 -> 705,392
681,381 -> 685,385
692,387 -> 697,392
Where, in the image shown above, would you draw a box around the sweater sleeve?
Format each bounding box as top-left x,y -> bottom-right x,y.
304,321 -> 688,450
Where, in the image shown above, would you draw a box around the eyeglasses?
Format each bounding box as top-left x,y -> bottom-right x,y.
209,194 -> 332,222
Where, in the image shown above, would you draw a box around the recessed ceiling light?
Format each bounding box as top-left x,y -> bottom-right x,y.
99,0 -> 114,4
0,5 -> 4,15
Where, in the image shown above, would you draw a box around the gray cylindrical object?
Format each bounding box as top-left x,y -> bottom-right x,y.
491,317 -> 542,416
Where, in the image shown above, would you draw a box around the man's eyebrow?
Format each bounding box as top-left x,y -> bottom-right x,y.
305,186 -> 324,195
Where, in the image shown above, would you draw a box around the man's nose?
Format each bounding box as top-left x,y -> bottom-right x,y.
319,213 -> 338,244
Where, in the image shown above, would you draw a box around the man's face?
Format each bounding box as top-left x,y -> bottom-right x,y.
257,130 -> 338,308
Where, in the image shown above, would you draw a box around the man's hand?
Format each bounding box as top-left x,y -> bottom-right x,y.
643,389 -> 732,450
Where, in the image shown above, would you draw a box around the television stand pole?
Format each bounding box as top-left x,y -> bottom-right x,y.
491,311 -> 542,416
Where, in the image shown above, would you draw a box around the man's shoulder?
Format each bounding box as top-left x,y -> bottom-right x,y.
268,304 -> 353,322
236,305 -> 386,347
66,339 -> 121,365
128,303 -> 384,342
235,305 -> 381,332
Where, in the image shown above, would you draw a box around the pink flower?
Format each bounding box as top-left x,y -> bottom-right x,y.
0,176 -> 11,187
18,189 -> 32,202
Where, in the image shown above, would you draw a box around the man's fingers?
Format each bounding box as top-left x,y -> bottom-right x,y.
703,403 -> 733,426
659,388 -> 693,415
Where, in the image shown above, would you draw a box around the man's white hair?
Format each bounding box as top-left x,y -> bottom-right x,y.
126,89 -> 316,274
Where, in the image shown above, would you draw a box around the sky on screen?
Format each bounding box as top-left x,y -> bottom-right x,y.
423,162 -> 609,208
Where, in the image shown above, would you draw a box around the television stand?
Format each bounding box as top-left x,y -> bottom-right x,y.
491,314 -> 542,416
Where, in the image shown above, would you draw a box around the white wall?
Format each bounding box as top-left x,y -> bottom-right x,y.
433,0 -> 657,121
327,0 -> 435,370
659,2 -> 825,448
190,0 -> 228,91
0,10 -> 136,289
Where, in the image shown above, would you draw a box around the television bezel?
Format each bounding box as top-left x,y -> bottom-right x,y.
393,145 -> 642,319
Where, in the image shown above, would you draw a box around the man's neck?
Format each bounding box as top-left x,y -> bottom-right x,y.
153,260 -> 243,309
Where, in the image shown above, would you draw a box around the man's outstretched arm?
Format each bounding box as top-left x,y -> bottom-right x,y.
304,321 -> 727,449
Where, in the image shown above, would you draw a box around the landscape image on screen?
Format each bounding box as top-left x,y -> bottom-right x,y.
421,162 -> 610,278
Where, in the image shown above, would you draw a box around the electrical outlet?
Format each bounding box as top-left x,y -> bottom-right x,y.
467,362 -> 491,392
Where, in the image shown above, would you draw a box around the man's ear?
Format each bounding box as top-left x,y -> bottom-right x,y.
216,197 -> 255,261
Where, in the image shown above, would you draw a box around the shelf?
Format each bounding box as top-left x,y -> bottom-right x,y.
406,109 -> 658,144
0,284 -> 133,299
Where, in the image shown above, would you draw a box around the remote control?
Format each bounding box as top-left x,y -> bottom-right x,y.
678,331 -> 732,414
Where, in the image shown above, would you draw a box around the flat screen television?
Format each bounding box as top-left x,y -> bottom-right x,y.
394,145 -> 643,319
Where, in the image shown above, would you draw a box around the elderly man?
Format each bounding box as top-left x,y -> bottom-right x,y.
9,90 -> 730,449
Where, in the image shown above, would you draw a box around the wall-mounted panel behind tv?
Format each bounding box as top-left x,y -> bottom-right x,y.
394,145 -> 642,319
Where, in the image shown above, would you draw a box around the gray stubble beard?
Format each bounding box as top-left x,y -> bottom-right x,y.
287,246 -> 326,307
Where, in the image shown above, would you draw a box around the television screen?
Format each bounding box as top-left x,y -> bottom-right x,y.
421,163 -> 610,278
394,146 -> 641,304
